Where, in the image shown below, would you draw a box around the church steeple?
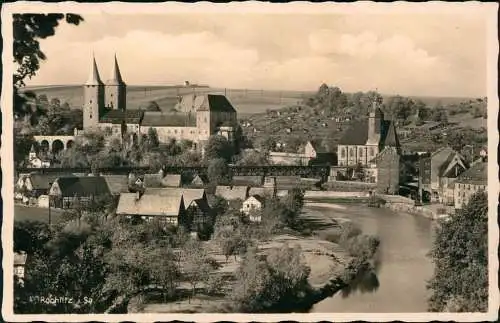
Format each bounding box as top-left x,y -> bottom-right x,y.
105,53 -> 127,111
85,54 -> 103,86
106,54 -> 125,85
83,53 -> 105,130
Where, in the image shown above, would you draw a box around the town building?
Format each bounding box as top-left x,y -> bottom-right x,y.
337,101 -> 400,167
14,252 -> 27,283
27,145 -> 51,168
215,185 -> 249,201
116,191 -> 186,226
16,173 -> 68,206
102,174 -> 130,196
240,195 -> 264,219
374,147 -> 400,194
453,162 -> 487,210
304,140 -> 337,165
420,146 -> 468,203
190,174 -> 208,187
82,55 -> 238,150
49,176 -> 111,209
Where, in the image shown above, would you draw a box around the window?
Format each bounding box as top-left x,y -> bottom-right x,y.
89,100 -> 93,104
359,148 -> 363,157
341,148 -> 346,158
204,117 -> 207,123
349,148 -> 354,156
370,147 -> 375,156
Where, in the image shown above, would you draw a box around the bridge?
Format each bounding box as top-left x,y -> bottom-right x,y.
33,135 -> 76,154
162,165 -> 332,181
17,165 -> 337,181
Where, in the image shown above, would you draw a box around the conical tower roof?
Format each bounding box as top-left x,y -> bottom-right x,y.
85,54 -> 103,85
106,54 -> 125,85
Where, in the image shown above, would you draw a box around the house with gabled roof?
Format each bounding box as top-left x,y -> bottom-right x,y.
337,101 -> 400,167
304,140 -> 337,165
49,176 -> 111,209
190,174 -> 208,187
453,162 -> 487,209
215,185 -> 249,201
240,195 -> 265,218
116,191 -> 186,226
102,174 -> 129,196
420,146 -> 467,202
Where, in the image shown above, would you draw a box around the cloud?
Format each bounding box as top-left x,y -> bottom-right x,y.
28,13 -> 487,97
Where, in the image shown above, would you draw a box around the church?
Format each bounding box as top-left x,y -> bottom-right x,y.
337,101 -> 401,167
82,55 -> 238,149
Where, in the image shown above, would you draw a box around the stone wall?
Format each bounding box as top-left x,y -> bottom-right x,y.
323,180 -> 376,192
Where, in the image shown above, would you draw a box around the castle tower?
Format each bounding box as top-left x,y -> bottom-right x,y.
105,54 -> 127,111
366,100 -> 384,146
83,54 -> 105,130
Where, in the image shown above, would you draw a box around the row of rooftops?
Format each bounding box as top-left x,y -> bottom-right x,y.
98,93 -> 236,126
454,161 -> 487,185
18,171 -> 306,196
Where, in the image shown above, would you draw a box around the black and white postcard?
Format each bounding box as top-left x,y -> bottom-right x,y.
1,1 -> 498,322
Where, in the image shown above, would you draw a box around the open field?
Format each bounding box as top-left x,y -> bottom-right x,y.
14,205 -> 65,224
448,113 -> 487,129
24,84 -> 477,117
23,85 -> 313,115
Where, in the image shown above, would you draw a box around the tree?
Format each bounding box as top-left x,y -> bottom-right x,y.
180,239 -> 216,300
427,192 -> 488,312
13,14 -> 84,120
146,127 -> 160,150
207,158 -> 231,185
205,135 -> 234,162
213,213 -> 248,262
286,188 -> 305,215
236,149 -> 269,166
14,221 -> 52,254
230,244 -> 312,312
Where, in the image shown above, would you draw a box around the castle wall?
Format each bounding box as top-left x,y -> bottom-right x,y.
140,126 -> 198,143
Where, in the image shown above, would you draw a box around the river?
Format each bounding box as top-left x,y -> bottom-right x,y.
307,204 -> 437,313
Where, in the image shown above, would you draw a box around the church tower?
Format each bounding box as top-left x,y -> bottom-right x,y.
105,54 -> 126,111
83,54 -> 105,130
366,100 -> 384,146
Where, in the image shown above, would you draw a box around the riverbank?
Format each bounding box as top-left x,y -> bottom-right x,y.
137,205 -> 375,313
304,190 -> 451,221
137,232 -> 364,313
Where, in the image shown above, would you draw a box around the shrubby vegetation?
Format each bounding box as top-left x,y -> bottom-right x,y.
427,191 -> 488,312
229,244 -> 312,313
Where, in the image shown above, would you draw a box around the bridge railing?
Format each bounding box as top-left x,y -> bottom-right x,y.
17,165 -> 332,179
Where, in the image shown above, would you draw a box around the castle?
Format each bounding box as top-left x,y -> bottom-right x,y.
83,55 -> 238,149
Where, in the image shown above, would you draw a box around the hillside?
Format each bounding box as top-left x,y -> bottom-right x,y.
23,85 -> 312,116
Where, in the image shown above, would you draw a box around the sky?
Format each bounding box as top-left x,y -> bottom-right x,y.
25,10 -> 489,97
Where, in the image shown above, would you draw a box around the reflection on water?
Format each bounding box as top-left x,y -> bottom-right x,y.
310,204 -> 435,313
340,268 -> 380,298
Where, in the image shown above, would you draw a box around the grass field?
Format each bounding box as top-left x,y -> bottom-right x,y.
14,205 -> 65,224
23,85 -> 313,115
448,113 -> 487,129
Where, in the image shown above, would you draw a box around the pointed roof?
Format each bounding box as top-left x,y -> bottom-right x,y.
382,120 -> 400,149
85,54 -> 103,86
30,144 -> 36,153
106,54 -> 125,85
